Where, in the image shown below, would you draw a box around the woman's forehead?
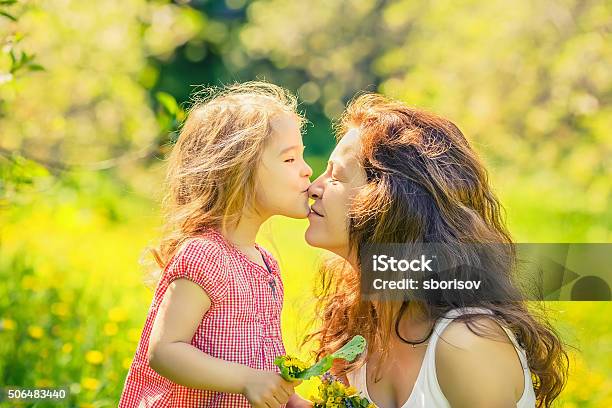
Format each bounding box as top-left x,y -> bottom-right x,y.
331,128 -> 362,171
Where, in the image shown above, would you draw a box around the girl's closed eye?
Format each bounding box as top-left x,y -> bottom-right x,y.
284,158 -> 295,163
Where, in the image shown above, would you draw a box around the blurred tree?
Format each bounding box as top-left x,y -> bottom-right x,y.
1,0 -> 609,231
236,0 -> 611,231
0,0 -> 49,204
0,0 -> 193,203
150,0 -> 610,212
147,0 -> 337,159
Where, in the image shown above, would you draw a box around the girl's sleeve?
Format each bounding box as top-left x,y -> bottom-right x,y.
165,239 -> 230,306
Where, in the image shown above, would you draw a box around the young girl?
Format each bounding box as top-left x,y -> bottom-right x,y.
119,82 -> 312,407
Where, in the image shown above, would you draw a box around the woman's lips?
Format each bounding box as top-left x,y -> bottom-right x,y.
309,206 -> 324,217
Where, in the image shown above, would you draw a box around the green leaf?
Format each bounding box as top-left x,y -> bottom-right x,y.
328,334 -> 367,362
27,64 -> 45,72
297,335 -> 366,379
295,355 -> 334,380
273,356 -> 292,380
274,335 -> 366,381
0,10 -> 16,21
156,91 -> 179,115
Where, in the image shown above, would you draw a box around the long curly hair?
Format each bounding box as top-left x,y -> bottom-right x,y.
147,81 -> 303,277
306,93 -> 568,407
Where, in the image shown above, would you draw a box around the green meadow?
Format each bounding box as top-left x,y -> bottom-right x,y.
1,171 -> 610,407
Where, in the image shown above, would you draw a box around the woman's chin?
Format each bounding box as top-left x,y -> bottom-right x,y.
304,227 -> 317,246
304,226 -> 325,248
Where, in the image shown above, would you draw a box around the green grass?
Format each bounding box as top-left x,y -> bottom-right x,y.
0,174 -> 610,407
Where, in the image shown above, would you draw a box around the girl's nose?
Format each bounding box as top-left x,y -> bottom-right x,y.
302,160 -> 313,179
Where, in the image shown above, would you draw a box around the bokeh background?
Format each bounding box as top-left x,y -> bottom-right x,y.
1,0 -> 610,406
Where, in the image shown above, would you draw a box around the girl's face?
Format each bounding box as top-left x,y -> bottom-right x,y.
254,112 -> 313,219
305,128 -> 367,258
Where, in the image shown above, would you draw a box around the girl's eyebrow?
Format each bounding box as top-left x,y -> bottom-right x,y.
278,145 -> 305,155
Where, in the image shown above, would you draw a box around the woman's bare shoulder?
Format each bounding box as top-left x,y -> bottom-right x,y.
434,316 -> 525,408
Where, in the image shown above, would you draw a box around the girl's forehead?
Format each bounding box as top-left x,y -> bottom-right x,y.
269,112 -> 303,148
270,112 -> 300,134
271,110 -> 299,128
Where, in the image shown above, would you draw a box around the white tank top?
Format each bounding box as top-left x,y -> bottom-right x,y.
346,307 -> 537,408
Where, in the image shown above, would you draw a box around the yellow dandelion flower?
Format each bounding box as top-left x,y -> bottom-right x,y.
122,357 -> 133,370
51,302 -> 69,317
85,350 -> 104,365
60,291 -> 75,303
128,328 -> 141,343
37,263 -> 53,276
62,343 -> 73,354
104,322 -> 118,336
21,275 -> 36,290
28,325 -> 44,339
81,377 -> 100,391
108,307 -> 128,323
35,378 -> 53,387
310,395 -> 324,403
1,318 -> 16,331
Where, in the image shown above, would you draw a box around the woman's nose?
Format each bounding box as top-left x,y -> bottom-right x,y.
308,176 -> 324,199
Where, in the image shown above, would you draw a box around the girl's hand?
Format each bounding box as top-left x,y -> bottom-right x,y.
286,393 -> 314,408
242,370 -> 299,407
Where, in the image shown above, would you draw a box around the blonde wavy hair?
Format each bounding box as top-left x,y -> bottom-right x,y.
147,81 -> 303,278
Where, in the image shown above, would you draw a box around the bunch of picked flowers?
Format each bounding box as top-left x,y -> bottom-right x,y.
311,372 -> 375,408
274,335 -> 376,408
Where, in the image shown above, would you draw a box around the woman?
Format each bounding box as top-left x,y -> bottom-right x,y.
303,94 -> 568,407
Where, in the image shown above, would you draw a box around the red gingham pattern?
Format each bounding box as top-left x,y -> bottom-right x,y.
119,228 -> 286,407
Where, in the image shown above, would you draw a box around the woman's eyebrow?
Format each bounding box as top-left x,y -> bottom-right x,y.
328,160 -> 346,176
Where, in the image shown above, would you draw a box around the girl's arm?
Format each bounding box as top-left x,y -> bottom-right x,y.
148,278 -> 297,406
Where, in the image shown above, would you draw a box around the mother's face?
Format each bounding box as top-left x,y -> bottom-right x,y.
306,128 -> 367,258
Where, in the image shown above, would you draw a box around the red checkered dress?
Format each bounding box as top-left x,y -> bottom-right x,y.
119,228 -> 286,407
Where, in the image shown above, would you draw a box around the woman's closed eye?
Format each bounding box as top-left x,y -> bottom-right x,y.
284,158 -> 295,163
